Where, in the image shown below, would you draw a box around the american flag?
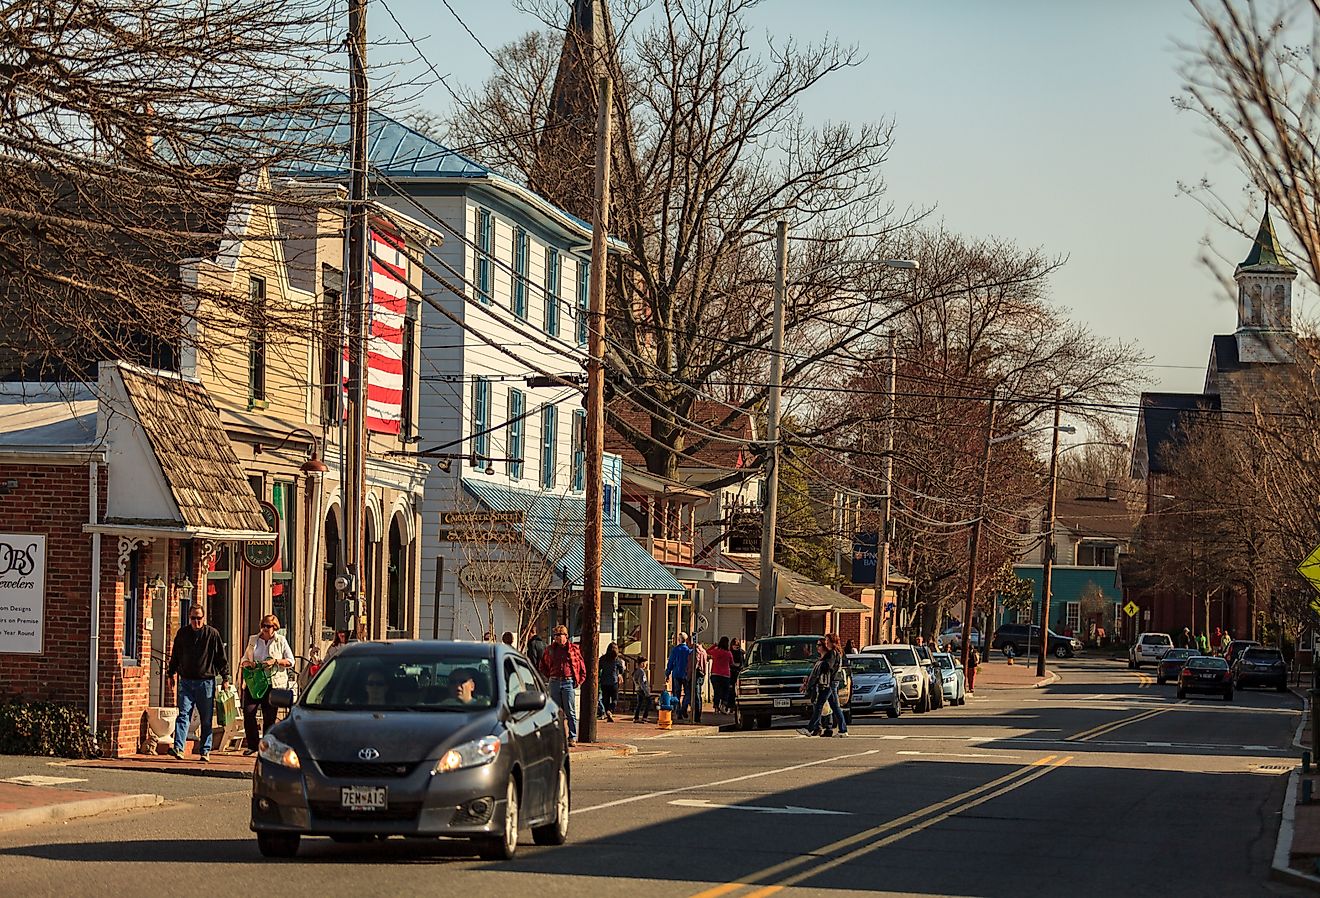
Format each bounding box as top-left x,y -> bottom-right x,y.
344,229 -> 408,435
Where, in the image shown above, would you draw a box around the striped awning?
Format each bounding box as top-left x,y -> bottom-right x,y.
462,480 -> 686,596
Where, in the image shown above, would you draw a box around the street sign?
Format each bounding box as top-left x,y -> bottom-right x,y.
694,613 -> 709,635
1123,601 -> 1139,618
1298,543 -> 1320,596
439,510 -> 524,526
436,527 -> 521,544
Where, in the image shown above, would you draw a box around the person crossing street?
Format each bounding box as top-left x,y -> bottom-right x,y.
166,605 -> 228,762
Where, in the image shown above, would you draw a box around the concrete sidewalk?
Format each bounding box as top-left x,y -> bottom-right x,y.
0,779 -> 162,833
1272,683 -> 1319,890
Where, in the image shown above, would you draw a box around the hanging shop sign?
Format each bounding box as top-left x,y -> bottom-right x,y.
243,501 -> 280,571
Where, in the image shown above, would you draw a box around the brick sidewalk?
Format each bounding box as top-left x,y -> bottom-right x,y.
0,781 -> 162,832
969,660 -> 1056,691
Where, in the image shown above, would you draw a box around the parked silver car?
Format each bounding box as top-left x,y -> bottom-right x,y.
250,641 -> 570,860
846,653 -> 901,718
932,652 -> 967,705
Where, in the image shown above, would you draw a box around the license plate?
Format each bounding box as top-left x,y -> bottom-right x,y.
773,697 -> 790,708
341,786 -> 387,811
1198,673 -> 1217,680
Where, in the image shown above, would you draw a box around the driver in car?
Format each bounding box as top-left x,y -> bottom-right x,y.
444,668 -> 480,705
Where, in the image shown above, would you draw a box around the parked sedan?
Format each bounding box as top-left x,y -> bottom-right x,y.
861,644 -> 932,712
846,654 -> 901,718
1232,647 -> 1289,691
250,640 -> 570,860
1156,648 -> 1198,685
1177,655 -> 1233,701
932,652 -> 967,705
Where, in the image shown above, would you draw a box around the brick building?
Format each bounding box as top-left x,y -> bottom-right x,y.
1127,209 -> 1298,641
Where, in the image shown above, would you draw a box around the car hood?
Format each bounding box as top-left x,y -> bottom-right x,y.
279,707 -> 497,762
739,662 -> 815,679
852,674 -> 894,686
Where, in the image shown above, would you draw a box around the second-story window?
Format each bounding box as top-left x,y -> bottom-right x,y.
248,275 -> 267,406
576,260 -> 589,345
545,248 -> 561,337
476,208 -> 493,304
320,287 -> 342,425
471,376 -> 490,465
540,404 -> 557,489
507,389 -> 525,480
572,409 -> 586,491
513,227 -> 529,320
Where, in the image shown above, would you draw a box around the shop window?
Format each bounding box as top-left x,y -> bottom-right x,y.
123,549 -> 142,663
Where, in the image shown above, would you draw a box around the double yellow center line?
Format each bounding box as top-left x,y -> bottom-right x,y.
689,754 -> 1073,898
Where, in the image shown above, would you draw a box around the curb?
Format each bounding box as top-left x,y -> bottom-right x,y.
1292,688 -> 1309,751
1035,671 -> 1060,689
569,743 -> 638,764
1271,770 -> 1320,891
65,759 -> 251,781
0,792 -> 163,834
636,724 -> 722,739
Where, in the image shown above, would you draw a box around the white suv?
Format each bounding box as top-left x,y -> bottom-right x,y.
1129,632 -> 1174,669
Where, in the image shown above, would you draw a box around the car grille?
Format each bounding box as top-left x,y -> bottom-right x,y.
310,800 -> 424,822
741,676 -> 805,696
316,760 -> 421,779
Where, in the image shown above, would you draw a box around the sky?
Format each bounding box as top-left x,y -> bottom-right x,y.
374,0 -> 1279,400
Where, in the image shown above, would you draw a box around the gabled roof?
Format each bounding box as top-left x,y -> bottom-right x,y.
1133,392 -> 1220,477
726,556 -> 869,612
1238,207 -> 1295,272
114,366 -> 268,533
1052,497 -> 1139,542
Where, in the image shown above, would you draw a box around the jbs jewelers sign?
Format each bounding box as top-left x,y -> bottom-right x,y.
0,534 -> 45,654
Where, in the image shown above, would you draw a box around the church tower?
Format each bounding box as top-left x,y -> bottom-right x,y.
1233,206 -> 1297,363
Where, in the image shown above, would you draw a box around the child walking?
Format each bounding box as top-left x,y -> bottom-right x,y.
632,656 -> 653,722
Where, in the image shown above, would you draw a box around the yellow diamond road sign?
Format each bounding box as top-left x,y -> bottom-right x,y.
1123,601 -> 1139,618
1298,543 -> 1320,596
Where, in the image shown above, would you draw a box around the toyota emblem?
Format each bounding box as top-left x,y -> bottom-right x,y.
357,747 -> 380,761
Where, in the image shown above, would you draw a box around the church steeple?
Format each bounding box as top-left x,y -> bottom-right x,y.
1233,205 -> 1297,363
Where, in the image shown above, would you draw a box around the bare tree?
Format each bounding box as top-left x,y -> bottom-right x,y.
0,0 -> 342,381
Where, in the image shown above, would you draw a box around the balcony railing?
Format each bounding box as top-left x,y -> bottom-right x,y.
650,538 -> 694,565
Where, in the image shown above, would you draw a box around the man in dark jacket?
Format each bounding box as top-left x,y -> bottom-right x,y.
167,605 -> 228,761
526,631 -> 547,671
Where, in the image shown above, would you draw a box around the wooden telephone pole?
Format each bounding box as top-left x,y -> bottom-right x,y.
579,72 -> 612,744
756,222 -> 788,638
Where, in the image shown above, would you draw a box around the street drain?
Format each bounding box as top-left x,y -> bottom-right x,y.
1252,764 -> 1293,774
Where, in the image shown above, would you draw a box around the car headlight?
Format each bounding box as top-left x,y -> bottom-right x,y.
258,734 -> 301,770
902,673 -> 919,683
432,735 -> 501,775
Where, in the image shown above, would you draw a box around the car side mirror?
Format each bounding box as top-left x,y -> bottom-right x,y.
269,688 -> 295,710
511,690 -> 547,713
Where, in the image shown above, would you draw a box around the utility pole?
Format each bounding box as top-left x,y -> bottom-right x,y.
343,0 -> 369,640
756,221 -> 788,638
578,72 -> 612,744
960,390 -> 997,671
1036,387 -> 1062,677
872,331 -> 896,645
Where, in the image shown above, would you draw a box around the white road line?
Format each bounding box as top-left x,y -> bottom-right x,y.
896,751 -> 1013,759
575,749 -> 881,814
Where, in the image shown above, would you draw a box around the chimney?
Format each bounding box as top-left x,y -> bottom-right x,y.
1105,479 -> 1118,501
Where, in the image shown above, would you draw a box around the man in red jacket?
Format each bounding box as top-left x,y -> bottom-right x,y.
539,624 -> 587,744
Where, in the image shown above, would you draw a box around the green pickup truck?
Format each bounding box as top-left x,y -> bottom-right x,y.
733,635 -> 852,730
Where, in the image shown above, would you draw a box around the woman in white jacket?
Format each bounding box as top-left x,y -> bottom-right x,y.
240,614 -> 295,755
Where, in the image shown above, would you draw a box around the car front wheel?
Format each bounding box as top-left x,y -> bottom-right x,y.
532,767 -> 569,846
1054,644 -> 1069,658
480,777 -> 520,860
736,708 -> 755,730
256,832 -> 300,859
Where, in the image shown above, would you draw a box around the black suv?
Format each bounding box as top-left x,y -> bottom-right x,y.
991,624 -> 1082,659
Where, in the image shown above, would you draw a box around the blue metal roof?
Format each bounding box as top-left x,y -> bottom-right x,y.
463,480 -> 687,596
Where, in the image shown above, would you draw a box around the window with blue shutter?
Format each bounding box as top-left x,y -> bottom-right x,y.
513,227 -> 528,319
508,389 -> 525,480
471,376 -> 490,464
476,208 -> 493,304
545,248 -> 561,337
572,409 -> 586,491
576,260 -> 589,345
541,405 -> 557,489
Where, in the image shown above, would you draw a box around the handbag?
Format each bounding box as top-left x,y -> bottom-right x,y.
216,686 -> 239,725
242,664 -> 272,700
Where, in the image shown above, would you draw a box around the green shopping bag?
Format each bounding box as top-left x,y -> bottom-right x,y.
216,686 -> 238,725
242,664 -> 271,700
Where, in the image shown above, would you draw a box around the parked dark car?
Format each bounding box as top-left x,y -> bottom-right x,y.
1232,647 -> 1288,691
250,640 -> 570,860
1177,655 -> 1233,701
1156,648 -> 1198,685
1225,639 -> 1261,666
992,624 -> 1083,658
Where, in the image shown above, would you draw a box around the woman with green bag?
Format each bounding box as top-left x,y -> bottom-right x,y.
240,614 -> 295,756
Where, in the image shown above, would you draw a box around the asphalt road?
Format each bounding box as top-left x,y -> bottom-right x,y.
0,658 -> 1307,897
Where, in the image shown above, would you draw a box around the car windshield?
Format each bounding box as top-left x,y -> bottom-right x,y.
302,652 -> 496,711
1186,656 -> 1228,670
873,647 -> 918,668
848,656 -> 893,675
1162,650 -> 1195,660
749,639 -> 819,665
1242,649 -> 1283,662
934,654 -> 954,670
